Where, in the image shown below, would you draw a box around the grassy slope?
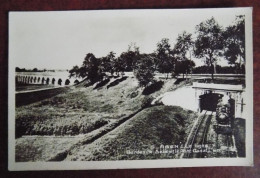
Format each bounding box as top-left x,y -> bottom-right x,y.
16,77 -> 179,137
66,105 -> 197,161
16,77 -> 193,161
16,136 -> 82,162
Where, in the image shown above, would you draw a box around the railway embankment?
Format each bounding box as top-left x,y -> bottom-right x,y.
15,77 -> 195,161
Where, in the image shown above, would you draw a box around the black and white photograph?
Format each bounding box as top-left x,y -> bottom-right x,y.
8,8 -> 253,170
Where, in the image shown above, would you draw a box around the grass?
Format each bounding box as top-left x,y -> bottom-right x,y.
16,77 -> 170,138
16,136 -> 82,162
16,112 -> 108,137
16,83 -> 56,92
66,105 -> 197,161
16,87 -> 70,107
16,76 -> 191,161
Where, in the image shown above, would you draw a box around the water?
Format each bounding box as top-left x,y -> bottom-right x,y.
16,71 -> 71,78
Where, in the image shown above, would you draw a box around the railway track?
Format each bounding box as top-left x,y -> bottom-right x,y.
185,110 -> 213,158
181,110 -> 238,159
181,110 -> 212,158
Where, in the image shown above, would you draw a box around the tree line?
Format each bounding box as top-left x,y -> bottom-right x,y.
69,16 -> 245,87
15,67 -> 57,73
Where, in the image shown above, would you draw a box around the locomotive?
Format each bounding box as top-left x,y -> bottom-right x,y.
214,95 -> 234,134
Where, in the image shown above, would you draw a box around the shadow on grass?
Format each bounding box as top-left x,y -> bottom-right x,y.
174,78 -> 186,85
16,87 -> 69,107
142,81 -> 164,95
107,76 -> 128,89
94,78 -> 110,90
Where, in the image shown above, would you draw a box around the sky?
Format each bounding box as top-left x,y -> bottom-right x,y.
9,8 -> 248,70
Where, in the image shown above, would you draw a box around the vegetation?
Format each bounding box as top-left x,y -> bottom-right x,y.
16,76 -> 188,161
68,16 -> 245,88
16,67 -> 55,72
16,112 -> 108,137
193,65 -> 245,74
174,31 -> 195,78
194,17 -> 224,80
223,15 -> 245,73
134,54 -> 156,87
66,106 -> 198,161
155,38 -> 174,79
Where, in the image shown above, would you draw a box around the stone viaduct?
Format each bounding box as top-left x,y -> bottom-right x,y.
16,75 -> 81,86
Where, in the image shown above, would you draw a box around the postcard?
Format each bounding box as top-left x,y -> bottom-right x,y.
8,7 -> 253,170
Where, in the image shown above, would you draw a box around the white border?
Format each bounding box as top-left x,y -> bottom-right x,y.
8,7 -> 253,171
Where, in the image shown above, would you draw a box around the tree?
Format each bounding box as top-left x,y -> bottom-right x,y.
113,56 -> 126,76
194,17 -> 224,80
119,48 -> 140,72
156,38 -> 174,79
81,53 -> 102,83
175,60 -> 195,78
223,15 -> 245,73
69,65 -> 80,78
118,51 -> 134,72
103,51 -> 116,76
126,43 -> 140,72
134,54 -> 156,87
173,31 -> 195,78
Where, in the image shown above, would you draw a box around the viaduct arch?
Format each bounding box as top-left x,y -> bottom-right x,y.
16,75 -> 81,86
